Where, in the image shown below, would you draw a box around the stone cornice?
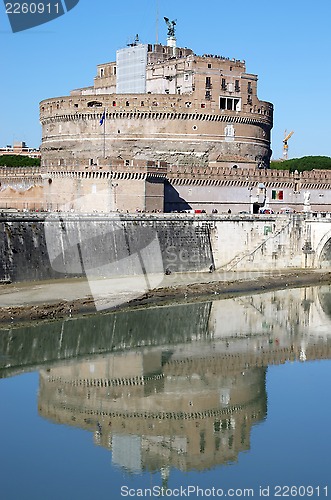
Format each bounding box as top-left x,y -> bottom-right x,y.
40,109 -> 272,128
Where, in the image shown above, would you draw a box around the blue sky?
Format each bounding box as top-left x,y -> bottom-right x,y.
0,0 -> 330,160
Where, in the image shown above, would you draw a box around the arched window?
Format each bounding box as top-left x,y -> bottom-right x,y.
87,101 -> 103,107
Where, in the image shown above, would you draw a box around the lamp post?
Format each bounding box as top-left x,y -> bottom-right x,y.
111,182 -> 118,211
246,177 -> 253,214
248,185 -> 253,213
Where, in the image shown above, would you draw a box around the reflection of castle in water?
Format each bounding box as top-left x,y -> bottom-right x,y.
39,351 -> 267,473
35,285 -> 331,474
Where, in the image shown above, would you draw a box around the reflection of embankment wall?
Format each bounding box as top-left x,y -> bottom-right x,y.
2,286 -> 331,377
0,302 -> 212,375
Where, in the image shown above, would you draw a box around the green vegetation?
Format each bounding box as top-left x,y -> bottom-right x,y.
0,155 -> 40,167
271,156 -> 331,173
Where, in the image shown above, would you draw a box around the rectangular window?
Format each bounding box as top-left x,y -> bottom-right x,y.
248,82 -> 252,94
235,80 -> 240,92
205,77 -> 211,89
221,78 -> 227,90
220,97 -> 241,111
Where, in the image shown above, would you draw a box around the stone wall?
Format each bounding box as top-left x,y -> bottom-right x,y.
3,164 -> 331,213
0,218 -> 59,282
1,213 -> 331,285
0,214 -> 214,283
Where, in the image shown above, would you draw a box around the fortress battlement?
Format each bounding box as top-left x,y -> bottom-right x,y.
40,94 -> 273,122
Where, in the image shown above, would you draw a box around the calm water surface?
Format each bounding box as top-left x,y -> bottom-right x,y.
1,285 -> 331,499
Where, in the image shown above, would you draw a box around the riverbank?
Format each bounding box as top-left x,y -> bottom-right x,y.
1,269 -> 331,325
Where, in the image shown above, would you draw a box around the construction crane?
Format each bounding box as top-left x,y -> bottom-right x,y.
283,130 -> 294,160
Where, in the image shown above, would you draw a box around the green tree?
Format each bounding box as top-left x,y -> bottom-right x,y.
0,155 -> 40,167
271,156 -> 331,173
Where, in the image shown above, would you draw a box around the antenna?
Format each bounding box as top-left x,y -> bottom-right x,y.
155,0 -> 159,44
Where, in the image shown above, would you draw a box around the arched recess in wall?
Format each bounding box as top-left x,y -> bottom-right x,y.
314,229 -> 331,268
317,286 -> 331,321
87,101 -> 103,108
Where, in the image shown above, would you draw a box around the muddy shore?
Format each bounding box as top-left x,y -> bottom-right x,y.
1,269 -> 331,326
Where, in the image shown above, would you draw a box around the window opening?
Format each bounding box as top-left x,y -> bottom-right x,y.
220,97 -> 241,111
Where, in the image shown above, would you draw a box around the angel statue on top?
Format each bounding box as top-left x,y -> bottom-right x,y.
164,17 -> 176,37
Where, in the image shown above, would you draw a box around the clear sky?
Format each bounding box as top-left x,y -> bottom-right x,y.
0,0 -> 330,160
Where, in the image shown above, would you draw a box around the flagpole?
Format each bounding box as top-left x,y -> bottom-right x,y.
103,108 -> 106,159
156,0 -> 159,44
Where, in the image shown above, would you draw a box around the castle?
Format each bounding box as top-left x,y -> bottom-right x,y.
36,27 -> 276,213
1,28 -> 331,213
40,29 -> 273,172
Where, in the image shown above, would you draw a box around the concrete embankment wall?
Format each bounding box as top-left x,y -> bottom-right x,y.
211,215 -> 305,271
0,213 -> 322,283
0,214 -> 214,283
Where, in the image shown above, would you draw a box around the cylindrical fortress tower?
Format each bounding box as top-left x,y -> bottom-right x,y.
40,43 -> 273,170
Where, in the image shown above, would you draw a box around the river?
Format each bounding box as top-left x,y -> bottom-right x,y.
0,285 -> 330,499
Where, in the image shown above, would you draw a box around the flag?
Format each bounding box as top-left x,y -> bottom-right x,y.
99,111 -> 106,126
272,190 -> 283,200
